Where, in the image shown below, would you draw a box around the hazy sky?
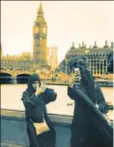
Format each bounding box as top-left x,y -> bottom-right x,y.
1,1 -> 114,63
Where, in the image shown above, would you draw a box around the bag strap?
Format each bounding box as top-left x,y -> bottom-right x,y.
42,112 -> 46,122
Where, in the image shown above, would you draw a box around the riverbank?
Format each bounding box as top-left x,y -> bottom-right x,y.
1,80 -> 113,87
46,81 -> 114,87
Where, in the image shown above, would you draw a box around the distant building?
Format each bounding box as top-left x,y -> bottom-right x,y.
33,2 -> 49,70
48,47 -> 58,71
65,41 -> 113,75
1,52 -> 32,71
0,43 -> 3,58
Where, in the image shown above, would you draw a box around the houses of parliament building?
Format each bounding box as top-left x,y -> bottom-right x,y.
1,3 -> 58,72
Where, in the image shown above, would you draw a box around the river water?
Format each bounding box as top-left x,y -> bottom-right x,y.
1,84 -> 114,120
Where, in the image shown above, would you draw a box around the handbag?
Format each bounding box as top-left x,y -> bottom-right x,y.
33,114 -> 50,135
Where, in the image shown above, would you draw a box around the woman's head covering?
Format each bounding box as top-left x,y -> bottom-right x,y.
68,56 -> 88,73
27,74 -> 41,96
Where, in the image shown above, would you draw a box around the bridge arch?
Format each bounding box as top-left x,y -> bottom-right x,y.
0,72 -> 13,84
16,74 -> 31,84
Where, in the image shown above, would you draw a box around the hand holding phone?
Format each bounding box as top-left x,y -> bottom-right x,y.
35,81 -> 46,96
41,81 -> 46,92
68,72 -> 76,87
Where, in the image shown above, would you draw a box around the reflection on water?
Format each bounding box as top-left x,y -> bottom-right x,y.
1,84 -> 114,119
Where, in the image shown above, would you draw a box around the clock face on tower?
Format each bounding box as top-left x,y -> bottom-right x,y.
34,27 -> 39,34
43,27 -> 46,33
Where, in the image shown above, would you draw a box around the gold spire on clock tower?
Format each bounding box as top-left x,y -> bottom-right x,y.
33,2 -> 48,69
38,2 -> 43,15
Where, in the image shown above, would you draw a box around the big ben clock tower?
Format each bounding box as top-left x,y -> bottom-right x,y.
33,2 -> 48,69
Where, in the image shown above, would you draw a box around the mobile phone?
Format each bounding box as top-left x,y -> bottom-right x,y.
73,68 -> 81,81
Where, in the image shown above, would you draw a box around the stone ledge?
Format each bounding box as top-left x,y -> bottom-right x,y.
1,109 -> 72,126
1,109 -> 24,118
1,141 -> 27,147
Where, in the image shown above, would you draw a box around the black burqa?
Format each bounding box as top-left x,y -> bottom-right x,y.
68,65 -> 113,147
21,74 -> 57,147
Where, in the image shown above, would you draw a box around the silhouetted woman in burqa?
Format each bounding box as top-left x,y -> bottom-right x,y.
68,57 -> 113,147
21,74 -> 57,147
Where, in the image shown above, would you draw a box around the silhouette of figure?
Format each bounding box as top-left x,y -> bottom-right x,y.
21,74 -> 57,147
68,57 -> 113,147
